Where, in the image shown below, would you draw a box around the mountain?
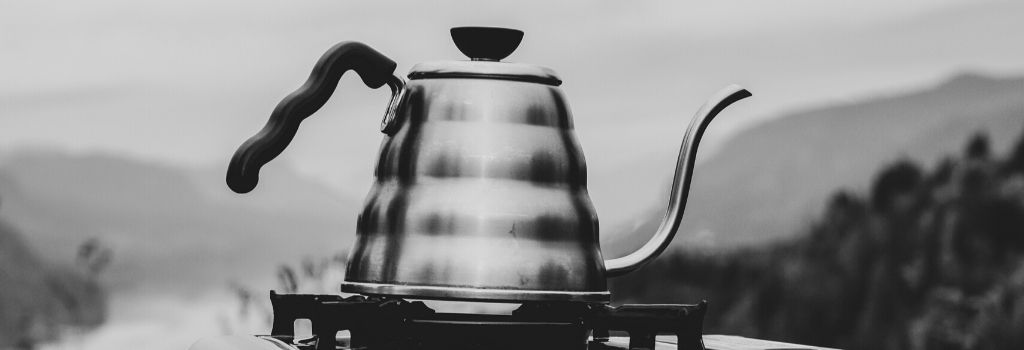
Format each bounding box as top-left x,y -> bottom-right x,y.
609,73 -> 1024,256
0,150 -> 361,297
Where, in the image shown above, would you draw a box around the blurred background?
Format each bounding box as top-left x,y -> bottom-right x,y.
2,0 -> 1023,349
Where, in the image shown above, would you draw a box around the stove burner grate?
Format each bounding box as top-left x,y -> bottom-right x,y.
264,291 -> 707,350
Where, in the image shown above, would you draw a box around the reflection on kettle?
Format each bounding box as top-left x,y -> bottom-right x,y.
227,27 -> 751,302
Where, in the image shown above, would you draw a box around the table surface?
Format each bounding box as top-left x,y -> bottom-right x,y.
602,335 -> 841,350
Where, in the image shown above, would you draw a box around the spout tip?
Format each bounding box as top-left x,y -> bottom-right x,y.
722,84 -> 753,99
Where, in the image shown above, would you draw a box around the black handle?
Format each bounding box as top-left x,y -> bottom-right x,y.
227,42 -> 398,193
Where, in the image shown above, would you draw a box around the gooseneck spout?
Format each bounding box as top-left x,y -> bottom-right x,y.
605,85 -> 751,277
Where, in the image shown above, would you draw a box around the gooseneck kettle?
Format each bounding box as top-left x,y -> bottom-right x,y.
227,27 -> 750,302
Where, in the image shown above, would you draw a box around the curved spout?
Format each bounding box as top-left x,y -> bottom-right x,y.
605,85 -> 751,277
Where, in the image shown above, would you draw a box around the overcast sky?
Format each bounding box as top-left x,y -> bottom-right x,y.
3,0 -> 1024,228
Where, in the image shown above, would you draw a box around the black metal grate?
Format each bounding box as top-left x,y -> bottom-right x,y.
265,291 -> 706,350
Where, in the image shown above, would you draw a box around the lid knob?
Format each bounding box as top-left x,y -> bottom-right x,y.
450,27 -> 523,61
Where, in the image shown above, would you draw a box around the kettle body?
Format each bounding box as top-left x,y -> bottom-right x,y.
227,27 -> 750,302
344,69 -> 607,301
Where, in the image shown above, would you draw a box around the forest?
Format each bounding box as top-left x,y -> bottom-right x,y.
612,126 -> 1024,349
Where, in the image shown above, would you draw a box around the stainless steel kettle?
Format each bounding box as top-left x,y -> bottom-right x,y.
227,27 -> 750,302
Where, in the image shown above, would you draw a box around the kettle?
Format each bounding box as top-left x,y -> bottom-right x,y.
227,27 -> 750,302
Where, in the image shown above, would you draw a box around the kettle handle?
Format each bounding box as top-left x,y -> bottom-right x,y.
227,42 -> 400,194
605,85 -> 751,276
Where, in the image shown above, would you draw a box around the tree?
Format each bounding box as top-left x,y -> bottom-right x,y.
965,132 -> 991,160
871,160 -> 923,212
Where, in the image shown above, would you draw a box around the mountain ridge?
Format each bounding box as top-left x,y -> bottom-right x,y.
0,150 -> 361,297
609,72 -> 1024,256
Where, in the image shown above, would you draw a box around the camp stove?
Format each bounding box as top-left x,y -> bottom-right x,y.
256,292 -> 706,350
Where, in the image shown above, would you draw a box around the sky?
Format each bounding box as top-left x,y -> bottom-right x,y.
4,1 -> 1024,349
4,0 -> 1024,229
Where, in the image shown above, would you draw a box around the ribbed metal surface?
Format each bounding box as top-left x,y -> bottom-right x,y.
343,78 -> 609,301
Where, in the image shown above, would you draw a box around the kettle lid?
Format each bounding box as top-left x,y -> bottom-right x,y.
408,27 -> 562,86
